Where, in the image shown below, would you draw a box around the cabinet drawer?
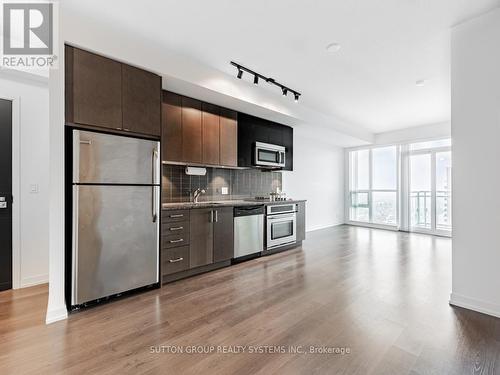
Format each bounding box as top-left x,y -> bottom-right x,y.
162,233 -> 190,249
161,221 -> 190,237
162,246 -> 190,275
162,210 -> 190,223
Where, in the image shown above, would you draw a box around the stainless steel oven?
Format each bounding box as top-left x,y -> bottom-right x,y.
255,142 -> 286,168
266,204 -> 297,250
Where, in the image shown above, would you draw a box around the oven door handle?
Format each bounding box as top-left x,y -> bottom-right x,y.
268,213 -> 296,221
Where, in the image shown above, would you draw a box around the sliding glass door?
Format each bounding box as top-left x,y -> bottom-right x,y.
409,142 -> 452,235
409,153 -> 431,229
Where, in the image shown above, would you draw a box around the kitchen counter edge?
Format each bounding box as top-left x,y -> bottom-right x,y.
162,200 -> 307,211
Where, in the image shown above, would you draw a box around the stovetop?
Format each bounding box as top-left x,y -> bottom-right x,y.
251,196 -> 290,202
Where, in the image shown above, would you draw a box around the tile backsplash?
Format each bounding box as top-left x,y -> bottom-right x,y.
162,165 -> 282,203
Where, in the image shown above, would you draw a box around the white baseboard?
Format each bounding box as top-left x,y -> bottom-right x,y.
20,274 -> 49,288
449,292 -> 500,319
46,305 -> 68,324
306,222 -> 344,233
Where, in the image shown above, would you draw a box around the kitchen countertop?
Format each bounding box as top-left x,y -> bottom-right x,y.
162,199 -> 306,211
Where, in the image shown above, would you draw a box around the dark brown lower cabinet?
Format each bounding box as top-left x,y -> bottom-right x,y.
189,208 -> 214,268
161,207 -> 235,281
213,207 -> 234,262
296,202 -> 306,242
162,246 -> 190,275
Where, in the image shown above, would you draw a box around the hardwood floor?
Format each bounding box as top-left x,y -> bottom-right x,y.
1,225 -> 499,374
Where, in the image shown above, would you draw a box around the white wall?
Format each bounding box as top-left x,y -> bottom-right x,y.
450,7 -> 500,318
282,128 -> 344,232
374,121 -> 451,145
46,13 -> 68,324
0,72 -> 49,288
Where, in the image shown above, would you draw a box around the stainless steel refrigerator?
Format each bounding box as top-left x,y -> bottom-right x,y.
71,130 -> 160,306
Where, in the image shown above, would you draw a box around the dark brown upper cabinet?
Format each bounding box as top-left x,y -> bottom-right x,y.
219,109 -> 238,167
122,64 -> 161,137
66,46 -> 122,130
65,45 -> 161,138
181,97 -> 203,163
161,91 -> 238,167
202,103 -> 220,165
162,91 -> 183,162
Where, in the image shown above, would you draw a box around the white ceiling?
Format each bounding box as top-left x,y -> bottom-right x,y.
62,0 -> 499,136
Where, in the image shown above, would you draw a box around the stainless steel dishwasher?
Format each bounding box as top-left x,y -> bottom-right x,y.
233,205 -> 265,259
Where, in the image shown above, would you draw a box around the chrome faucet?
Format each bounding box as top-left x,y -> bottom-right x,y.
193,188 -> 206,203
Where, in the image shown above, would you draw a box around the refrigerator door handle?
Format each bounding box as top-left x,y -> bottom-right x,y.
152,148 -> 159,184
152,186 -> 158,223
152,148 -> 159,223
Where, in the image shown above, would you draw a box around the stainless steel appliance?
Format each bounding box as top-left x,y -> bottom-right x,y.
254,142 -> 286,168
265,203 -> 297,250
71,130 -> 160,306
233,205 -> 264,259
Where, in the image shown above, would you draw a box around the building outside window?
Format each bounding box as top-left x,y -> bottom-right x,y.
347,139 -> 451,235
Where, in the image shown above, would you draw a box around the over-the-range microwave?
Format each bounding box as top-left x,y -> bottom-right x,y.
254,142 -> 286,168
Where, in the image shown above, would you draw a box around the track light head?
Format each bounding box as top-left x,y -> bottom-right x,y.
294,93 -> 299,102
282,87 -> 288,96
254,75 -> 259,85
237,69 -> 243,79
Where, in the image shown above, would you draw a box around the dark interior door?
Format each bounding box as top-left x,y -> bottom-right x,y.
0,99 -> 12,291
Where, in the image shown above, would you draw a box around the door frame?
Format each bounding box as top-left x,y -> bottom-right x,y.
0,93 -> 21,289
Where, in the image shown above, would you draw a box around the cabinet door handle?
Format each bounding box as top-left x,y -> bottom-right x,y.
210,210 -> 214,223
215,210 -> 218,223
169,238 -> 184,243
169,257 -> 184,263
169,226 -> 184,231
170,214 -> 184,218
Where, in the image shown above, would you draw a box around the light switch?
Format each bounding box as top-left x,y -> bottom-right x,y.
29,184 -> 39,193
221,187 -> 228,195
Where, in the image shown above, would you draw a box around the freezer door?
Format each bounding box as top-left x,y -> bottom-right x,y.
73,130 -> 160,184
72,185 -> 159,305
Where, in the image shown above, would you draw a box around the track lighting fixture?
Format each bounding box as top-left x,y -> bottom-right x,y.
230,61 -> 301,102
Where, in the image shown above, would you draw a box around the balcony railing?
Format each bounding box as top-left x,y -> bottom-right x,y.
410,190 -> 451,230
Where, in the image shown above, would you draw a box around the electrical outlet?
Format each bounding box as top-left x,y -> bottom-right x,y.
221,187 -> 229,195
